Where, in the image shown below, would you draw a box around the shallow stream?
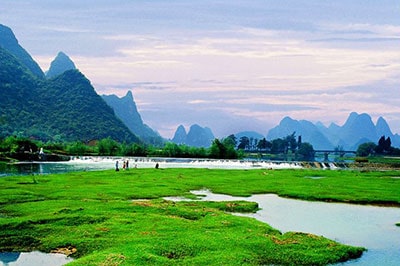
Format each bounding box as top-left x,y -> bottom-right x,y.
166,189 -> 400,265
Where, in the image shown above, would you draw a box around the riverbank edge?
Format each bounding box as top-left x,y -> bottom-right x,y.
274,193 -> 400,208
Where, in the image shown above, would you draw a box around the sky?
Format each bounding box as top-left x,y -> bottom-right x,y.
1,0 -> 400,138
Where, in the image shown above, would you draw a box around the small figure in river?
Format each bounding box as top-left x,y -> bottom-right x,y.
155,163 -> 159,169
115,161 -> 119,171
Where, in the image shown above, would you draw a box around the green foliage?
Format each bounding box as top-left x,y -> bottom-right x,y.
65,142 -> 93,155
357,142 -> 377,157
235,132 -> 315,161
271,138 -> 287,154
209,138 -> 239,159
0,136 -> 38,153
97,138 -> 121,156
121,143 -> 147,156
238,136 -> 250,150
285,132 -> 298,153
1,46 -> 139,143
0,168 -> 378,265
357,136 -> 400,157
355,157 -> 369,163
297,142 -> 315,161
257,138 -> 271,150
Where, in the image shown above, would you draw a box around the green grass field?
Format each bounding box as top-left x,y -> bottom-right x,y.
1,168 -> 399,265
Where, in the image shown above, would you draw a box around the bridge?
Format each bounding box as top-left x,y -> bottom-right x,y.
314,150 -> 356,154
314,150 -> 357,161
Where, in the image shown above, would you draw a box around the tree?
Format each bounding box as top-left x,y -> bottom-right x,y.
257,138 -> 271,151
384,137 -> 391,151
297,142 -> 315,161
66,141 -> 90,155
222,137 -> 238,159
163,142 -> 181,157
375,135 -> 392,154
376,136 -> 385,154
97,137 -> 120,155
238,136 -> 250,150
297,135 -> 302,146
285,132 -> 297,153
271,138 -> 286,154
209,138 -> 238,159
0,136 -> 38,153
224,134 -> 237,147
209,139 -> 226,159
357,142 -> 376,157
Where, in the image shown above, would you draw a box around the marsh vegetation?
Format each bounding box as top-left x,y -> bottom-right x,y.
1,168 -> 399,265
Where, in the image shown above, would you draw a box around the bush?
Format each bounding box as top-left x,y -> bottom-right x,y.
355,157 -> 369,163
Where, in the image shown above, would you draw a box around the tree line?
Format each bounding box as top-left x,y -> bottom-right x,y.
0,133 -> 315,161
356,135 -> 400,157
0,136 -> 239,160
235,133 -> 315,161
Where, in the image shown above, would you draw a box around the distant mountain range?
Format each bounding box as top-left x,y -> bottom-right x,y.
1,23 -> 398,150
266,112 -> 400,150
172,124 -> 215,147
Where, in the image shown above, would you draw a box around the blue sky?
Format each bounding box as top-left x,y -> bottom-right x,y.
1,0 -> 400,138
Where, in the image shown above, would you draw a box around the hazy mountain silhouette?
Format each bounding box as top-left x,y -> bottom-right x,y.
172,124 -> 215,147
172,125 -> 187,144
0,24 -> 44,78
102,91 -> 163,145
267,117 -> 334,150
268,112 -> 400,150
46,51 -> 76,78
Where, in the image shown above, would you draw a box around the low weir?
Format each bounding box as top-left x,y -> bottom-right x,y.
1,156 -> 352,177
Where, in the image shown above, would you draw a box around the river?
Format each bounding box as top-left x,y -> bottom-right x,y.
165,190 -> 400,265
0,156 -> 305,177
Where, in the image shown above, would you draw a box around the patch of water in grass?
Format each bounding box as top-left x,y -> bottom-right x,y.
0,251 -> 72,266
173,189 -> 400,266
304,176 -> 326,179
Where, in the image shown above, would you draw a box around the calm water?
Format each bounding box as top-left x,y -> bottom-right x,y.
166,190 -> 400,266
0,251 -> 72,266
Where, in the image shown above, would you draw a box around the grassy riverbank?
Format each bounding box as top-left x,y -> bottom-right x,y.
2,168 -> 399,265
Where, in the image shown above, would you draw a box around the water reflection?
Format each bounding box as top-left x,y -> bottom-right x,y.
0,156 -> 306,177
0,253 -> 19,265
0,251 -> 72,266
167,190 -> 400,266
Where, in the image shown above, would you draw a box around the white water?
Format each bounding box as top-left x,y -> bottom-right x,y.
69,156 -> 304,170
1,157 -> 305,177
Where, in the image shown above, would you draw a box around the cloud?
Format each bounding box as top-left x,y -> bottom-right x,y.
319,23 -> 400,37
85,25 -> 400,136
2,0 -> 400,137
